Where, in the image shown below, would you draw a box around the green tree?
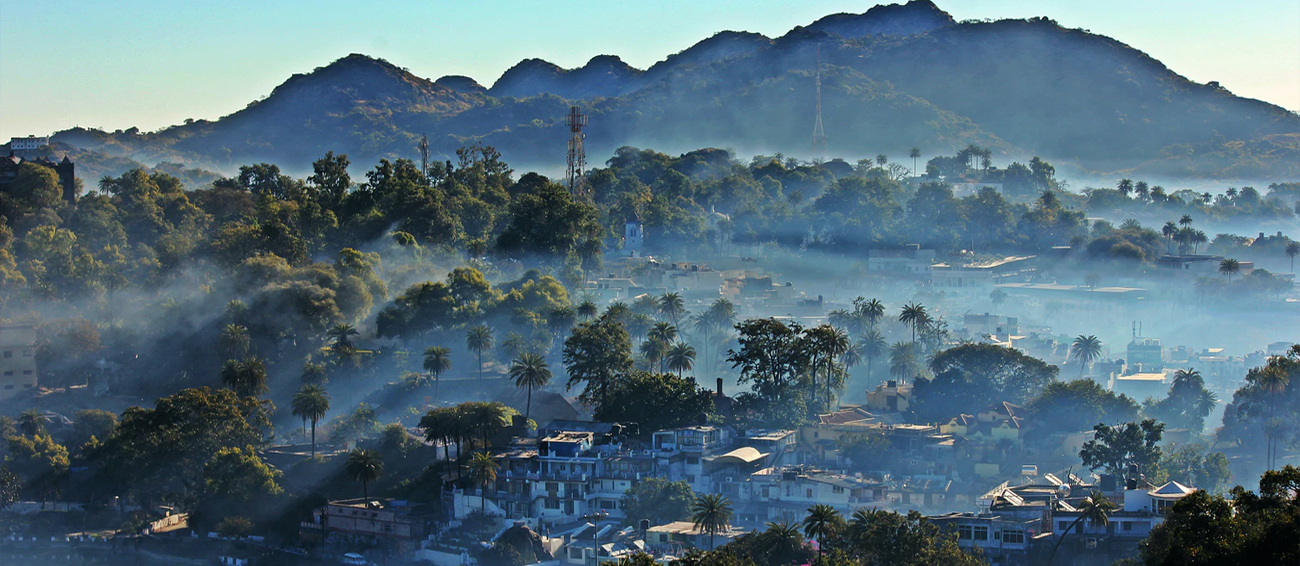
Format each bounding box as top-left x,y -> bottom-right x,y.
802,504 -> 844,566
17,408 -> 47,437
898,302 -> 928,345
291,384 -> 330,457
1286,241 -> 1299,274
467,451 -> 499,512
467,324 -> 494,390
220,357 -> 269,397
563,314 -> 634,412
1047,491 -> 1116,566
1070,335 -> 1102,377
218,324 -> 251,359
666,342 -> 697,378
510,352 -> 551,422
203,445 -> 283,502
691,493 -> 734,550
659,292 -> 686,325
597,371 -> 715,432
345,448 -> 384,499
423,346 -> 452,400
1219,258 -> 1241,282
1080,419 -> 1165,475
621,477 -> 694,527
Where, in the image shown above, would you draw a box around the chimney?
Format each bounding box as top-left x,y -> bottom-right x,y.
716,378 -> 724,397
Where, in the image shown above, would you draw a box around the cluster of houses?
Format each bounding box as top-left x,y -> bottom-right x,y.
299,380 -> 1199,566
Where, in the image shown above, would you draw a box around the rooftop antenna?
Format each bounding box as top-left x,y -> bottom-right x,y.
565,106 -> 588,197
811,44 -> 827,161
418,134 -> 429,178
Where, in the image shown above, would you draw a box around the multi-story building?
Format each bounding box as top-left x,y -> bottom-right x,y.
8,135 -> 50,151
866,245 -> 936,277
928,512 -> 1040,565
0,324 -> 38,400
736,466 -> 887,527
653,426 -> 734,492
301,498 -> 435,553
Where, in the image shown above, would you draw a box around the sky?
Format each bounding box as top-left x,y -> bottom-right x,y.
1,0 -> 1297,140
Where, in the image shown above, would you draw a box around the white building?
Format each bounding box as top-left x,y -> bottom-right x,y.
9,135 -> 49,151
623,221 -> 643,257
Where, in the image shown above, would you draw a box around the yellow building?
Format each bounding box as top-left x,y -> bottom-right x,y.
0,324 -> 38,400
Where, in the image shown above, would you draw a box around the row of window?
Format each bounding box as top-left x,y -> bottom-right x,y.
957,525 -> 1025,544
1,350 -> 33,358
2,370 -> 34,376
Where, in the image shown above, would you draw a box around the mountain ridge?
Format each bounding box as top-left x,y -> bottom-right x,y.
43,3 -> 1300,181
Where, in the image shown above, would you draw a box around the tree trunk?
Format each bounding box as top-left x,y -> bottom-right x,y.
1047,515 -> 1086,566
310,419 -> 317,458
526,386 -> 533,424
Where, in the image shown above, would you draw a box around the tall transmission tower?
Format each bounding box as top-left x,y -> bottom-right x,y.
564,106 -> 588,195
417,134 -> 430,177
811,44 -> 827,161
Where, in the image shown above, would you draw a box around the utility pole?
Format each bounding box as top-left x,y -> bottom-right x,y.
811,44 -> 827,161
565,106 -> 588,197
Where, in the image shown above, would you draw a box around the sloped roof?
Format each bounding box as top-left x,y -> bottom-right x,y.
1151,481 -> 1196,498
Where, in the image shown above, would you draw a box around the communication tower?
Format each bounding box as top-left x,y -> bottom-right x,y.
564,106 -> 588,195
811,44 -> 827,161
418,134 -> 430,177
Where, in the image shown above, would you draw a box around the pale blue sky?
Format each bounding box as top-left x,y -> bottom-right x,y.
1,0 -> 1296,140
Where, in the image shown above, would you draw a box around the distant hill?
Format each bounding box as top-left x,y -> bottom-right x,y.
49,0 -> 1300,181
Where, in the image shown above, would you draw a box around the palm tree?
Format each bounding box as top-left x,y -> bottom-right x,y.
1178,214 -> 1193,228
666,342 -> 697,378
420,407 -> 457,473
291,384 -> 331,457
658,292 -> 686,325
500,332 -> 527,363
17,408 -> 46,437
898,302 -> 928,345
423,346 -> 452,400
641,339 -> 669,372
576,300 -> 598,321
909,147 -> 921,176
1287,242 -> 1300,274
218,324 -> 251,359
856,298 -> 885,330
467,401 -> 510,449
509,352 -> 551,422
1047,491 -> 1116,566
576,238 -> 603,285
220,358 -> 268,397
1218,258 -> 1241,282
466,325 -> 494,390
1070,335 -> 1102,378
690,493 -> 733,550
819,326 -> 851,409
860,330 -> 887,383
467,451 -> 500,512
840,341 -> 863,374
802,504 -> 842,566
1257,365 -> 1289,469
344,449 -> 384,500
327,323 -> 359,351
648,322 -> 678,345
889,342 -> 918,382
1162,221 -> 1178,253
758,521 -> 805,565
874,154 -> 888,169
989,289 -> 1008,314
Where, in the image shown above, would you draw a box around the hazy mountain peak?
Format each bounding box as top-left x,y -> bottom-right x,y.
435,75 -> 487,94
806,0 -> 955,38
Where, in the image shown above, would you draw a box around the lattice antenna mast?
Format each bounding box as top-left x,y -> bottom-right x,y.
564,106 -> 588,195
811,44 -> 827,161
418,134 -> 430,178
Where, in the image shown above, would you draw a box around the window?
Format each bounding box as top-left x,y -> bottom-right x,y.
806,489 -> 813,498
22,350 -> 31,357
686,456 -> 699,465
832,486 -> 844,494
686,475 -> 695,483
1122,522 -> 1133,532
958,525 -> 972,540
544,499 -> 560,510
1059,521 -> 1069,532
3,371 -> 11,376
599,500 -> 615,510
972,526 -> 989,541
22,370 -> 31,375
1002,530 -> 1024,544
3,351 -> 10,358
3,385 -> 12,390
